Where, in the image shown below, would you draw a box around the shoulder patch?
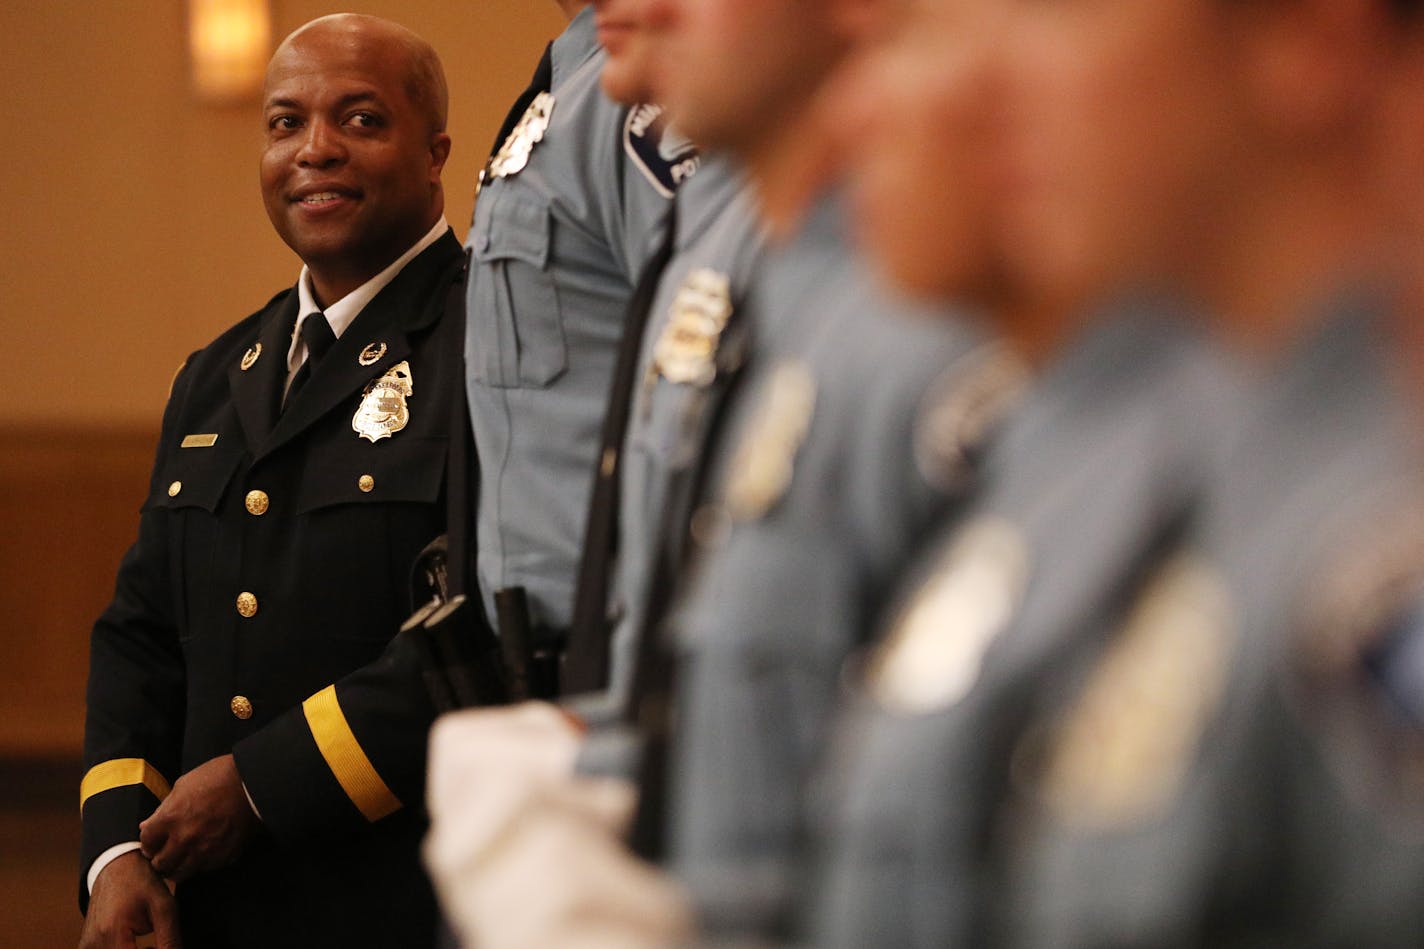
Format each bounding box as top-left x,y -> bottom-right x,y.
624,103 -> 701,199
915,344 -> 1029,494
724,361 -> 816,521
1293,491 -> 1424,814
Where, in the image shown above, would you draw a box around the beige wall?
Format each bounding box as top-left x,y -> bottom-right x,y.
0,1 -> 568,427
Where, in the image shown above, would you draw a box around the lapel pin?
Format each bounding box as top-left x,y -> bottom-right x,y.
240,343 -> 262,371
358,342 -> 387,367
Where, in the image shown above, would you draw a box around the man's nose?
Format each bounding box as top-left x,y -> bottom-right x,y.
295,120 -> 346,168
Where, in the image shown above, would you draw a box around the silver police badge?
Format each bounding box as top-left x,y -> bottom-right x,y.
352,360 -> 413,443
1035,554 -> 1233,830
652,268 -> 734,387
724,361 -> 815,521
489,92 -> 555,180
866,517 -> 1030,716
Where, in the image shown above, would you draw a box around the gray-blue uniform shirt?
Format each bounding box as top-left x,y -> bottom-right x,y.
801,306 -> 1239,949
601,155 -> 765,705
662,194 -> 1001,939
464,8 -> 684,635
996,296 -> 1424,948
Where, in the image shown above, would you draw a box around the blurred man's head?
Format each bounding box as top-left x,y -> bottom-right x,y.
596,0 -> 670,104
260,14 -> 450,304
999,0 -> 1407,329
649,0 -> 901,159
826,0 -> 1011,306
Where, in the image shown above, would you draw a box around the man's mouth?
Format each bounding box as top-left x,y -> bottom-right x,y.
301,191 -> 344,206
292,187 -> 359,207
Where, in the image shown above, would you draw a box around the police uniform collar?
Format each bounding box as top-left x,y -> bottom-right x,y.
232,228 -> 463,461
779,187 -> 850,261
999,299 -> 1200,463
554,6 -> 601,86
289,218 -> 452,374
1268,283 -> 1396,409
673,156 -> 754,254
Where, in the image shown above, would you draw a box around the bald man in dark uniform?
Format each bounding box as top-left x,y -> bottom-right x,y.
79,15 -> 464,948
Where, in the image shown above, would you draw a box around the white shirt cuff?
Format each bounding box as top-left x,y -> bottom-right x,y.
243,781 -> 262,820
87,841 -> 143,895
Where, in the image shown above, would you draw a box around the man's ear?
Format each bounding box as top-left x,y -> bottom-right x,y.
429,132 -> 452,182
1233,0 -> 1392,142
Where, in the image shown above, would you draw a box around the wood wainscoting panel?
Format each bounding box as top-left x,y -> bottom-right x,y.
0,426 -> 157,756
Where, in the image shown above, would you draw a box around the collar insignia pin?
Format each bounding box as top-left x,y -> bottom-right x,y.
358,342 -> 387,367
239,343 -> 262,371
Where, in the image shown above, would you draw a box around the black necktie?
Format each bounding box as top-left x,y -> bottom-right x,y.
490,43 -> 554,158
285,311 -> 336,408
562,203 -> 681,695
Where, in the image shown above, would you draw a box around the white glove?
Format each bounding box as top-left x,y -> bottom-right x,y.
425,702 -> 586,916
436,774 -> 695,949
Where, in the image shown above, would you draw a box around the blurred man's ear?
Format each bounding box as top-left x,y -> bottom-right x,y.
828,0 -> 910,46
1233,0 -> 1395,144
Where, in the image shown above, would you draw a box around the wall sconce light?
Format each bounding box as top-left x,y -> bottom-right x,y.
188,0 -> 272,103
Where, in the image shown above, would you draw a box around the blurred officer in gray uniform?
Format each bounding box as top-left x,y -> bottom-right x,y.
464,0 -> 694,661
795,2 -> 1242,944
635,0 -> 1010,940
562,0 -> 762,699
426,1 -> 751,939
423,0 -> 1007,944
988,1 -> 1424,945
591,158 -> 759,699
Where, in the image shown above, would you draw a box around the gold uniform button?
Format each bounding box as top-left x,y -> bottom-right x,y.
167,481 -> 182,497
236,592 -> 258,618
244,490 -> 270,516
358,474 -> 375,493
231,695 -> 254,720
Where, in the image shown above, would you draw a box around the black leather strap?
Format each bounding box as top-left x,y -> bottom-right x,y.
562,204 -> 681,695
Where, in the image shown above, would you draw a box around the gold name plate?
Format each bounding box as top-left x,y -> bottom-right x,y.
180,433 -> 219,448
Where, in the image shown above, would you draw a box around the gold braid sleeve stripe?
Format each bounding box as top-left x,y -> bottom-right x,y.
79,759 -> 172,813
302,685 -> 402,822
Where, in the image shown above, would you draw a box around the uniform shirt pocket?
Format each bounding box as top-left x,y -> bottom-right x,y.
145,442 -> 245,515
468,191 -> 569,389
294,436 -> 446,514
630,376 -> 712,471
293,436 -> 447,643
145,441 -> 246,639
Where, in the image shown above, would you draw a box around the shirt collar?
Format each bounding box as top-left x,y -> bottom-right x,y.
290,217 -> 449,371
553,6 -> 600,87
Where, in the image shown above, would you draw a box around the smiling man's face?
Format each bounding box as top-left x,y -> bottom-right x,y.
260,18 -> 448,302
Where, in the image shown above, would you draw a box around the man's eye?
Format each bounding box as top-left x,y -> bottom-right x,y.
347,111 -> 383,128
269,115 -> 301,131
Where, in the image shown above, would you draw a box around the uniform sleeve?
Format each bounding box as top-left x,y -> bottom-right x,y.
229,616 -> 440,842
843,308 -> 985,619
79,355 -> 199,911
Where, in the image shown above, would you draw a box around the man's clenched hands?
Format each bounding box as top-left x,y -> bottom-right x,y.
139,754 -> 258,883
